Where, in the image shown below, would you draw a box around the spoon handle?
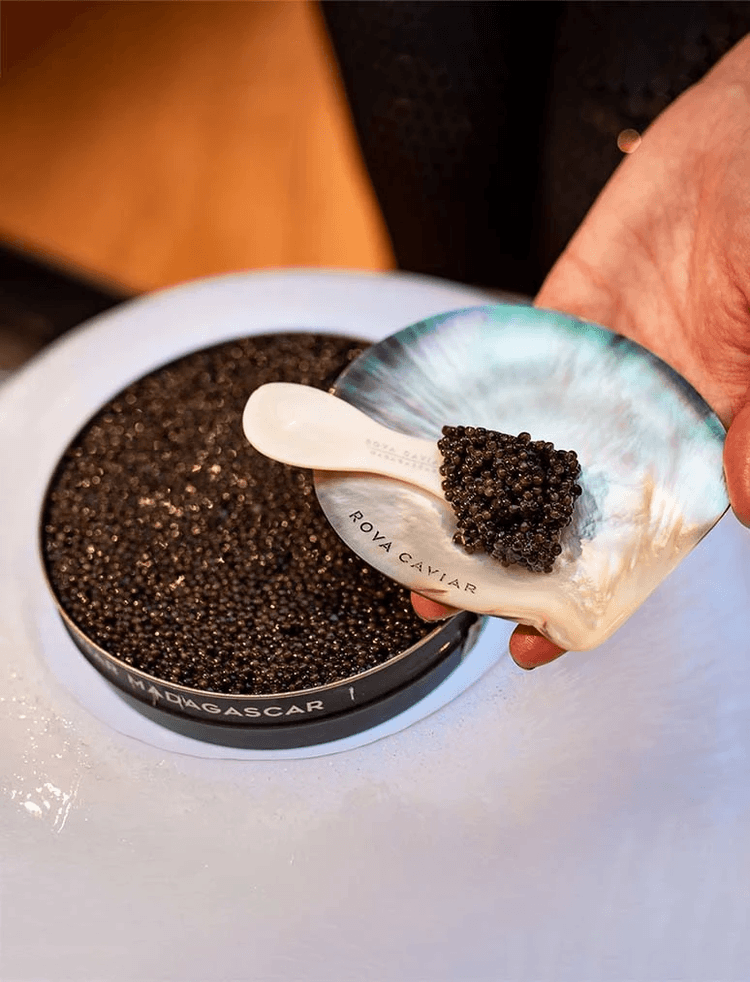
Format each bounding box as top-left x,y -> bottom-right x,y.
243,383 -> 446,499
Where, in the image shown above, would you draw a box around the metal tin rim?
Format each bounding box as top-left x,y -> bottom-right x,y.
44,582 -> 478,729
54,605 -> 482,749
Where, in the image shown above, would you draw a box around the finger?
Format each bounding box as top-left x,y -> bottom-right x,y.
410,592 -> 459,621
724,400 -> 750,527
509,624 -> 567,670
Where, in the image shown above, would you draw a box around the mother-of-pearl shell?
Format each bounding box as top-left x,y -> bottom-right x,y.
314,305 -> 728,650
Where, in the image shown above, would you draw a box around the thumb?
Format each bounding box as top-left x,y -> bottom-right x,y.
509,624 -> 567,670
724,399 -> 750,527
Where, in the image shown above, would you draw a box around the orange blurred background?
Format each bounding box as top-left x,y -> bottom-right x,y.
0,0 -> 395,293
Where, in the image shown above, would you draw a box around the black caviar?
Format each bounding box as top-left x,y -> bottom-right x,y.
42,334 -> 435,695
438,425 -> 582,573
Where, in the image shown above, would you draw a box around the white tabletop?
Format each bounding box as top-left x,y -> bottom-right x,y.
2,269 -> 749,981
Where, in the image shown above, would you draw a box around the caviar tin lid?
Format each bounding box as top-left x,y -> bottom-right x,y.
315,305 -> 728,651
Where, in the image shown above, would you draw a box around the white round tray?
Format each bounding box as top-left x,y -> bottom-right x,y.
2,269 -> 749,981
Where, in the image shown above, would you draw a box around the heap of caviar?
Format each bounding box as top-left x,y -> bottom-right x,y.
42,334 -> 436,696
438,425 -> 582,574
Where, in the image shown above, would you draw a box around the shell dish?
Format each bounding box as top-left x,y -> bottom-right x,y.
314,305 -> 729,650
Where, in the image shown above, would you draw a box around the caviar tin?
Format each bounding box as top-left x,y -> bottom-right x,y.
39,330 -> 483,750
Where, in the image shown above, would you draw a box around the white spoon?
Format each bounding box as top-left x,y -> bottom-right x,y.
242,382 -> 445,499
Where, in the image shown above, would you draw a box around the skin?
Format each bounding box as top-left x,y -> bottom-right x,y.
412,36 -> 750,668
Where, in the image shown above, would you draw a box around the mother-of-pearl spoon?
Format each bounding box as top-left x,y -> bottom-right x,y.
243,382 -> 446,499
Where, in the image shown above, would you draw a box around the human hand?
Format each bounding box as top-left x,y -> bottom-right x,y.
413,35 -> 750,668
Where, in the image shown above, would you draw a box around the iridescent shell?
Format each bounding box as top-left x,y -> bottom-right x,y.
314,305 -> 729,650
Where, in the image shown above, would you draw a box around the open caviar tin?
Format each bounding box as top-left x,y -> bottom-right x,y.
39,330 -> 483,750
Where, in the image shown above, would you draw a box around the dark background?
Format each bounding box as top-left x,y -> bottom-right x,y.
2,1 -> 750,369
